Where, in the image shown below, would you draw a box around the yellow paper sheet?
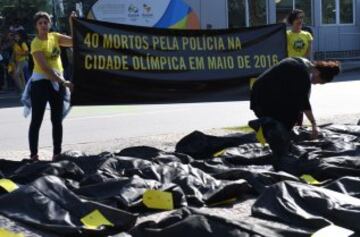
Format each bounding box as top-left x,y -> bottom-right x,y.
81,209 -> 114,230
143,190 -> 174,210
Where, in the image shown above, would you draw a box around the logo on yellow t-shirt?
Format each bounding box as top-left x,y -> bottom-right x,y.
287,30 -> 313,57
293,39 -> 306,52
51,47 -> 61,59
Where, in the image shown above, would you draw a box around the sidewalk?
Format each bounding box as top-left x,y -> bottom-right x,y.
1,112 -> 359,161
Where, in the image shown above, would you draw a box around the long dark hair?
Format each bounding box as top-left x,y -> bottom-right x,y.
314,61 -> 341,82
15,30 -> 28,47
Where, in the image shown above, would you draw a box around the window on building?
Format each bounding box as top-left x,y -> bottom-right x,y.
228,0 -> 267,28
322,0 -> 354,25
322,0 -> 336,24
276,0 -> 313,25
276,0 -> 293,23
295,0 -> 312,25
248,0 -> 267,26
228,0 -> 246,28
340,0 -> 354,24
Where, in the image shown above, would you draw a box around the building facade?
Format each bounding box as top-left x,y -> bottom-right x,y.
4,0 -> 354,59
184,0 -> 359,59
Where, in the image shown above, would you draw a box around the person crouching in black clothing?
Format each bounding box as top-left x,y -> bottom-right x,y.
250,57 -> 340,139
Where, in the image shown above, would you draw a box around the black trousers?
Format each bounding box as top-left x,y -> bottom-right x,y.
253,106 -> 299,131
29,80 -> 64,156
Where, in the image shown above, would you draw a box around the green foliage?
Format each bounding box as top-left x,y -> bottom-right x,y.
0,0 -> 53,33
0,0 -> 97,33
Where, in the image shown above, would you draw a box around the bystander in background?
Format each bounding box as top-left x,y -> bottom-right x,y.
287,9 -> 313,59
12,30 -> 30,92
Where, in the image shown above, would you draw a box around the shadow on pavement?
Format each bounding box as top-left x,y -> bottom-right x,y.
0,91 -> 22,109
333,70 -> 360,83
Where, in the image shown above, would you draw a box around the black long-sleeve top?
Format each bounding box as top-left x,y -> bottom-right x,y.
250,57 -> 312,114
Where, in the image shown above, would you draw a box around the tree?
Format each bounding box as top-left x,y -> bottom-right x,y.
0,0 -> 54,32
0,0 -> 97,33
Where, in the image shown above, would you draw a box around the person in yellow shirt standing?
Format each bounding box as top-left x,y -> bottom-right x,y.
28,11 -> 75,161
286,9 -> 314,127
13,30 -> 30,91
286,9 -> 313,59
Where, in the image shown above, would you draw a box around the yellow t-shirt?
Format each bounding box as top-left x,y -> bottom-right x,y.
13,42 -> 29,62
31,32 -> 63,77
287,30 -> 313,57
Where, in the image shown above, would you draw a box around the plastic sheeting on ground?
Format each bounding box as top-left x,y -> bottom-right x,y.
127,208 -> 312,237
252,180 -> 360,232
0,121 -> 360,236
0,176 -> 136,236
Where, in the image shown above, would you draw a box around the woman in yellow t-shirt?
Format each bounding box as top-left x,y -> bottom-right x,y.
13,30 -> 30,91
286,9 -> 314,127
286,9 -> 313,59
28,11 -> 75,161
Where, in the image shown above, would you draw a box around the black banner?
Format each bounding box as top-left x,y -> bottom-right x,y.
72,18 -> 287,105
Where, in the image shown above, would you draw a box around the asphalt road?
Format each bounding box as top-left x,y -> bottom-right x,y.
0,71 -> 359,157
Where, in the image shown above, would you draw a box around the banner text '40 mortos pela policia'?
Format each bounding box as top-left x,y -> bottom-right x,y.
72,18 -> 287,105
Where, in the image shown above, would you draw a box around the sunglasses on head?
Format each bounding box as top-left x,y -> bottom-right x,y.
38,21 -> 49,25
